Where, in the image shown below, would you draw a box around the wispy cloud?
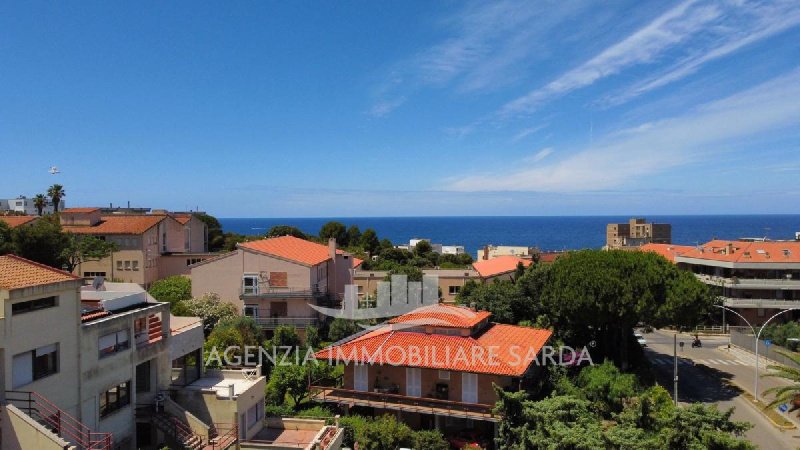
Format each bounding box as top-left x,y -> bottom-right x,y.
523,147 -> 554,164
600,0 -> 800,107
369,97 -> 406,118
498,0 -> 723,118
447,68 -> 800,192
511,124 -> 547,142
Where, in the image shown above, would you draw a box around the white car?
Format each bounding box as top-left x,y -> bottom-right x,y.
634,332 -> 647,347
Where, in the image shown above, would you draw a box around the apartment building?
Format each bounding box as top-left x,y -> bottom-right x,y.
61,208 -> 214,287
191,236 -> 357,336
395,239 -> 465,255
354,268 -> 479,304
671,240 -> 800,325
476,245 -> 537,261
0,255 -> 271,449
311,304 -> 552,443
0,195 -> 64,215
606,218 -> 671,249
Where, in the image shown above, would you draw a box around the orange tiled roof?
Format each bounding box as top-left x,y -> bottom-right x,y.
62,207 -> 100,213
0,255 -> 80,290
173,216 -> 192,225
676,240 -> 800,264
639,243 -> 695,263
239,236 -> 344,266
472,255 -> 532,278
0,216 -> 38,228
63,215 -> 165,235
352,257 -> 364,268
388,304 -> 491,328
314,320 -> 552,376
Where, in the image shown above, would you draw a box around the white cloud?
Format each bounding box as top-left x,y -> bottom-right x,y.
511,124 -> 547,142
523,148 -> 554,164
369,97 -> 406,118
600,0 -> 800,106
498,0 -> 721,117
447,68 -> 800,192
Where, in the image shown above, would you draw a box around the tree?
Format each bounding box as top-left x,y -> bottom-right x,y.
305,325 -> 321,349
413,430 -> 448,450
179,293 -> 238,333
33,194 -> 47,216
319,221 -> 347,245
60,234 -> 118,273
0,221 -> 13,255
47,184 -> 65,212
574,360 -> 639,417
456,280 -> 530,324
763,349 -> 800,412
196,213 -> 225,252
266,225 -> 307,239
268,325 -> 301,350
204,316 -> 261,366
413,240 -> 433,256
519,250 -> 714,368
148,276 -> 192,307
12,216 -> 68,268
360,228 -> 380,255
346,225 -> 362,248
222,232 -> 249,252
328,318 -> 360,342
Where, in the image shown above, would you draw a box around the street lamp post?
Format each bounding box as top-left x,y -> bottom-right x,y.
713,304 -> 800,402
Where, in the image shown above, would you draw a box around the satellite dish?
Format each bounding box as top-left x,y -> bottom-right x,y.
92,276 -> 105,290
49,166 -> 60,175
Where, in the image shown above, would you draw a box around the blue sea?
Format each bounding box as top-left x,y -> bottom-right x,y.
218,216 -> 800,256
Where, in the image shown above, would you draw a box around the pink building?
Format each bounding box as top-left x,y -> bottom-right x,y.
190,236 -> 358,334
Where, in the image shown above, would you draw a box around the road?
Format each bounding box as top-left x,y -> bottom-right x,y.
643,329 -> 800,449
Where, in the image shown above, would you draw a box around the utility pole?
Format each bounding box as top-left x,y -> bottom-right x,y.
673,333 -> 678,405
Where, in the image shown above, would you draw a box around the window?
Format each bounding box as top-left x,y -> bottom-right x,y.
132,261 -> 139,271
243,305 -> 259,318
439,370 -> 450,380
83,271 -> 107,278
117,261 -> 123,271
243,275 -> 259,295
13,344 -> 59,388
247,403 -> 259,428
100,381 -> 130,418
448,286 -> 461,295
12,296 -> 57,315
99,330 -> 130,357
124,261 -> 131,271
136,361 -> 151,393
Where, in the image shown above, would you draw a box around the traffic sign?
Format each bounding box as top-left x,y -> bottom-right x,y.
764,339 -> 772,348
779,403 -> 789,413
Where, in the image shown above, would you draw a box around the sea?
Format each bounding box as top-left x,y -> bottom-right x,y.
218,215 -> 800,256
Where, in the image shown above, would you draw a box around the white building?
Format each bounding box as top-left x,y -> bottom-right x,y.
399,238 -> 464,255
0,196 -> 64,215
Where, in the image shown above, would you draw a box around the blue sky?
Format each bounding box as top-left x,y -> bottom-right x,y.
1,1 -> 799,217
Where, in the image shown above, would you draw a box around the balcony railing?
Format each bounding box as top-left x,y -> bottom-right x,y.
697,274 -> 800,289
6,390 -> 113,450
721,297 -> 800,309
309,386 -> 498,421
250,316 -> 318,329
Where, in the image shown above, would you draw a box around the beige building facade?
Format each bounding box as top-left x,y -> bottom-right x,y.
606,217 -> 671,249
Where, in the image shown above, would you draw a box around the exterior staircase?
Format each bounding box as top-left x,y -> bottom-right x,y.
147,314 -> 163,344
5,390 -> 112,450
148,409 -> 204,450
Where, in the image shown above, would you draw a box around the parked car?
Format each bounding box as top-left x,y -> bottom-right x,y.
634,332 -> 647,347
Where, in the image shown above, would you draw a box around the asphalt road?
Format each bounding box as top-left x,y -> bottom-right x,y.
642,329 -> 800,449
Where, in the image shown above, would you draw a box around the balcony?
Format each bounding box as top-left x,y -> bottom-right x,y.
240,286 -> 342,306
309,386 -> 499,422
721,297 -> 800,309
696,274 -> 800,289
250,316 -> 318,329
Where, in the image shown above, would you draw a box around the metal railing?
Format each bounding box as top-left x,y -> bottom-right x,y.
209,423 -> 238,449
721,297 -> 800,309
250,317 -> 318,328
309,386 -> 496,419
6,390 -> 113,450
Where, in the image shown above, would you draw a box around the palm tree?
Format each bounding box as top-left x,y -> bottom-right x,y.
47,184 -> 65,212
762,349 -> 800,412
33,194 -> 47,216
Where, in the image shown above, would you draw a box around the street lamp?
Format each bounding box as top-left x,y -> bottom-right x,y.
713,304 -> 800,402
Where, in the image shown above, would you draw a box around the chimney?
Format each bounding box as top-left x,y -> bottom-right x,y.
726,243 -> 734,255
483,246 -> 489,261
328,238 -> 337,260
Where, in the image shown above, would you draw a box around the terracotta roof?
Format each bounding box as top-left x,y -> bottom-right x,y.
0,255 -> 81,290
239,236 -> 344,266
472,255 -> 532,278
173,216 -> 192,225
62,207 -> 100,213
63,215 -> 165,235
388,304 -> 491,328
639,243 -> 695,263
352,257 -> 364,268
0,216 -> 38,228
314,320 -> 552,376
81,310 -> 111,322
676,240 -> 800,264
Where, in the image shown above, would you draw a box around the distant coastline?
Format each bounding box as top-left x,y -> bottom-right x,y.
218,215 -> 800,256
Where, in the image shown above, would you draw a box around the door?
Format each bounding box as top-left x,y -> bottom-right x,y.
462,373 -> 478,403
406,368 -> 421,397
354,365 -> 368,392
270,302 -> 288,317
